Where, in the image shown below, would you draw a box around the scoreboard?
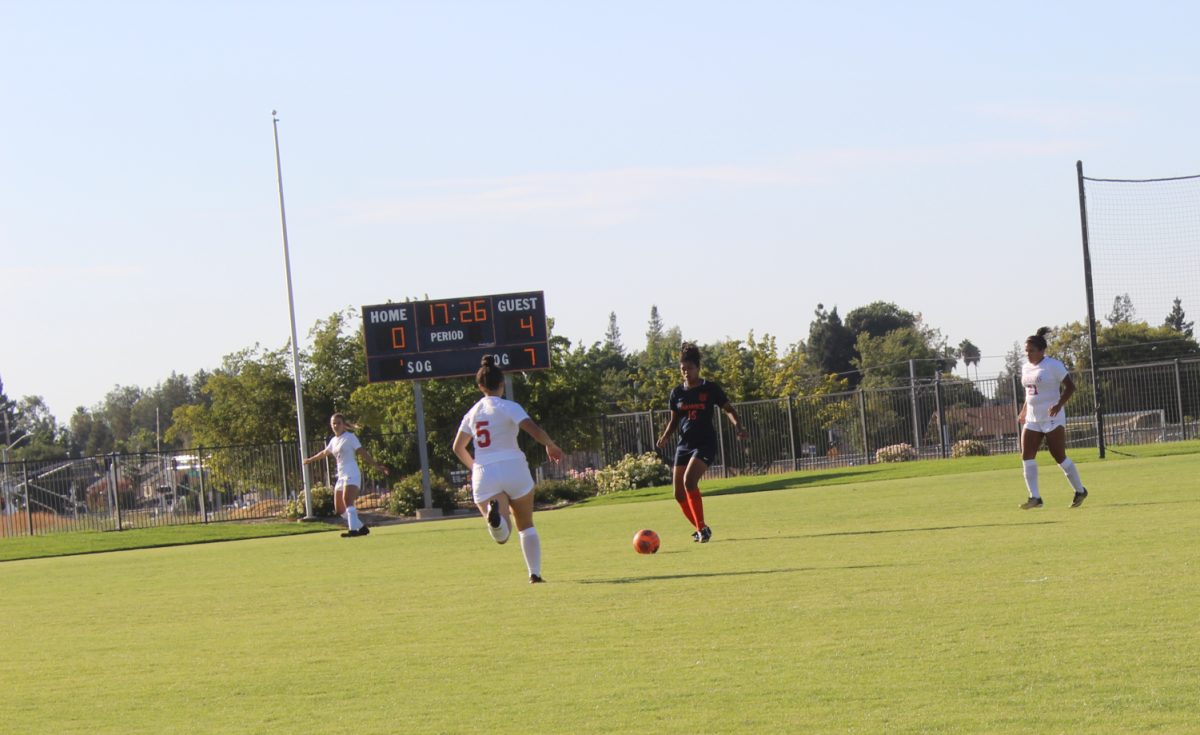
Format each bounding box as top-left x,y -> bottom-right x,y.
362,291 -> 550,383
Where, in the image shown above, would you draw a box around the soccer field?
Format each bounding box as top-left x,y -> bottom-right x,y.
2,453 -> 1198,734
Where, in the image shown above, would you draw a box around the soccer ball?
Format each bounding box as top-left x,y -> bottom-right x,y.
633,529 -> 660,554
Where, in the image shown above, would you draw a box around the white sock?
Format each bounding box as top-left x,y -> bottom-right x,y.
519,527 -> 541,577
1058,458 -> 1085,493
1022,460 -> 1040,498
487,516 -> 510,544
344,506 -> 363,531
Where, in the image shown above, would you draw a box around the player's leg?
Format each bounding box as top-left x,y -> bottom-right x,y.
684,455 -> 711,541
506,467 -> 543,583
472,462 -> 511,544
1045,425 -> 1087,506
1019,427 -> 1043,508
475,492 -> 512,544
340,484 -> 366,535
673,451 -> 698,530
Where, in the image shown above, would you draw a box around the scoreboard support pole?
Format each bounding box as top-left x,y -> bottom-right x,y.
503,373 -> 515,403
412,381 -> 440,518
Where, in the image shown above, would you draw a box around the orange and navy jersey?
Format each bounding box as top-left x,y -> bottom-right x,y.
668,380 -> 729,443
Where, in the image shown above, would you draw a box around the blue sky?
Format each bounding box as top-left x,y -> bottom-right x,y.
3,1 -> 1199,417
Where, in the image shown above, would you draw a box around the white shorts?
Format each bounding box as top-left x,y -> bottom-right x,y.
472,458 -> 534,504
334,469 -> 361,492
1024,413 -> 1066,434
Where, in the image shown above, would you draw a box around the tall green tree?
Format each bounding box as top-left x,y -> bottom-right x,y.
1106,293 -> 1137,326
304,308 -> 367,424
806,304 -> 857,381
956,338 -> 982,380
852,328 -> 943,388
9,395 -> 67,460
169,345 -> 298,447
844,301 -> 916,340
1164,297 -> 1194,338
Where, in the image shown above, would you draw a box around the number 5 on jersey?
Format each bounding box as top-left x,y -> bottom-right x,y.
475,421 -> 491,447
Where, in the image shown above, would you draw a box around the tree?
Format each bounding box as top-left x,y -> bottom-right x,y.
1105,293 -> 1137,326
1097,321 -> 1200,366
604,312 -> 624,355
645,305 -> 665,350
10,395 -> 68,460
955,339 -> 981,380
303,308 -> 367,425
1164,297 -> 1194,338
168,344 -> 299,447
844,302 -> 916,340
994,342 -> 1026,404
0,375 -> 15,452
1046,322 -> 1091,370
852,328 -> 942,388
806,304 -> 857,382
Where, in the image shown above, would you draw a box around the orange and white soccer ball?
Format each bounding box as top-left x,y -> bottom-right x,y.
633,529 -> 660,554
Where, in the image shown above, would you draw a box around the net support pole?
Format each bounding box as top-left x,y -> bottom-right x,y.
1174,359 -> 1185,437
786,396 -> 797,471
857,389 -> 870,464
412,380 -> 437,516
272,112 -> 316,518
935,371 -> 947,459
23,460 -> 33,537
909,360 -> 921,451
1076,161 -> 1106,458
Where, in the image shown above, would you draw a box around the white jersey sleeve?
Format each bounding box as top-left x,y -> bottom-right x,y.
458,397 -> 530,466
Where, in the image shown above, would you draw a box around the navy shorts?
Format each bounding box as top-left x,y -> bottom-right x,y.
675,438 -> 718,467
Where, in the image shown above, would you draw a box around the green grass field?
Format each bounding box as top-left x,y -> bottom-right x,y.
2,450 -> 1199,733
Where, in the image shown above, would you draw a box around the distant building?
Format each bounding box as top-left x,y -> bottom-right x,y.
928,405 -> 1020,440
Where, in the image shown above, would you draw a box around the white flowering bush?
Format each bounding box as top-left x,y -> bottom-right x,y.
534,468 -> 600,504
951,439 -> 990,458
596,452 -> 672,495
875,443 -> 918,463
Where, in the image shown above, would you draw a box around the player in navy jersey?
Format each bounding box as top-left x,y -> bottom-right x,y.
656,343 -> 747,542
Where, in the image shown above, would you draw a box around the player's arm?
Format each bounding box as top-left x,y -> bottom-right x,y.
302,448 -> 330,465
518,418 -> 564,463
1049,375 -> 1076,417
354,446 -> 389,475
453,431 -> 475,470
722,402 -> 749,441
657,410 -> 683,448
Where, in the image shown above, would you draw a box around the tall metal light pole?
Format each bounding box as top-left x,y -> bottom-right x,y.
272,111 -> 316,519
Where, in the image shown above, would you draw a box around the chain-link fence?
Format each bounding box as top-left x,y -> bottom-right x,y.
4,357 -> 1197,538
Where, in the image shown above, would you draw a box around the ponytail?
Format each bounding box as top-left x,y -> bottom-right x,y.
476,355 -> 504,390
1025,327 -> 1052,351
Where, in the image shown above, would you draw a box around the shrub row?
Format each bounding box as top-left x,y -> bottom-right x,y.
279,452 -> 673,519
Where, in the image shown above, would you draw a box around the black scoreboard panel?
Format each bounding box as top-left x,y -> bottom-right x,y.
362,291 -> 549,383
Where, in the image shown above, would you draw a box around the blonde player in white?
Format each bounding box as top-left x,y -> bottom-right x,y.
453,355 -> 563,583
1017,327 -> 1088,509
303,414 -> 389,537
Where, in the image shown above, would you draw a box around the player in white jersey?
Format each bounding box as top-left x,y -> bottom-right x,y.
303,414 -> 389,537
1017,327 -> 1088,509
453,355 -> 563,583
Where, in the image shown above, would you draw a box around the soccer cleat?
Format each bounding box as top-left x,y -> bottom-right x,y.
340,528 -> 360,538
487,499 -> 501,528
699,525 -> 712,543
1020,497 -> 1043,509
692,530 -> 701,542
529,574 -> 545,584
1070,488 -> 1088,508
357,524 -> 370,536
